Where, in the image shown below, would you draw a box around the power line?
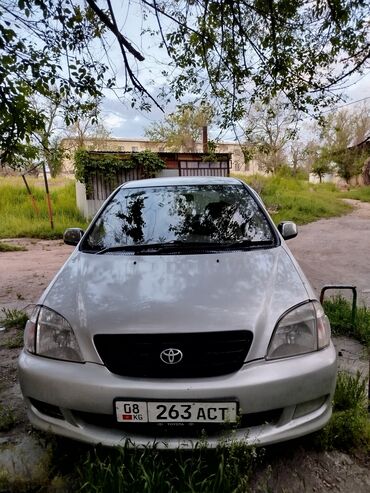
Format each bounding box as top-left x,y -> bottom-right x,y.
321,95 -> 370,114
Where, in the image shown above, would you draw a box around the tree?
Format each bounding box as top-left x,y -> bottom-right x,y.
0,1 -> 113,167
145,103 -> 214,152
243,97 -> 298,173
311,158 -> 332,183
2,1 -> 370,164
298,140 -> 330,182
335,149 -> 366,183
138,0 -> 370,125
31,92 -> 67,177
316,104 -> 370,182
65,110 -> 111,150
290,139 -> 309,177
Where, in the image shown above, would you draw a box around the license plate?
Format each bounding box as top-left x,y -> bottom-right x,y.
115,401 -> 237,424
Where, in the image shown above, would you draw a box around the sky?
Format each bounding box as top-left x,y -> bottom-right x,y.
98,2 -> 370,143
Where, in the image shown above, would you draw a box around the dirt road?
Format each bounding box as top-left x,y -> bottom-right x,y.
289,199 -> 370,306
0,239 -> 74,312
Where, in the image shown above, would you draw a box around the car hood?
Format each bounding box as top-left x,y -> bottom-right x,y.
40,246 -> 311,362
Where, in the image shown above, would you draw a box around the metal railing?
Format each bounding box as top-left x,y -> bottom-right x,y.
320,285 -> 357,327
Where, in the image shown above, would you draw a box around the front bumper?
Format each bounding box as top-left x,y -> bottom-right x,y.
18,343 -> 337,448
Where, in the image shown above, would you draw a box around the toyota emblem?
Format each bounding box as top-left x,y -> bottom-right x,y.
160,348 -> 183,365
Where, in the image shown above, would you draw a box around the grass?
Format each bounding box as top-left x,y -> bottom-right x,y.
0,308 -> 28,331
0,242 -> 27,252
311,295 -> 370,452
4,330 -> 24,349
0,177 -> 88,239
0,174 -> 355,240
342,186 -> 370,202
314,372 -> 370,452
54,378 -> 370,492
0,173 -> 363,240
333,371 -> 367,412
233,173 -> 352,225
323,295 -> 370,347
0,308 -> 27,349
0,437 -> 260,493
72,441 -> 259,493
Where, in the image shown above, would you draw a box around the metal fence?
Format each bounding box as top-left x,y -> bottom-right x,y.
179,160 -> 229,177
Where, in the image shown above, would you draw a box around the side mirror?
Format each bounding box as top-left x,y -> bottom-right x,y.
63,228 -> 84,246
277,221 -> 298,240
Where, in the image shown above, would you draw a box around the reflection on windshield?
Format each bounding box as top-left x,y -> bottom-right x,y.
116,194 -> 146,244
83,184 -> 275,251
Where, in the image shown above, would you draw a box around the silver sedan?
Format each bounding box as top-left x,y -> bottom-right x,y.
18,177 -> 336,448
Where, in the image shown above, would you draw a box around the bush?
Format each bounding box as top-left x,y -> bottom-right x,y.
275,165 -> 309,181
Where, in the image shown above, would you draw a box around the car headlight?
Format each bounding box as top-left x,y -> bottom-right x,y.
267,301 -> 331,360
24,306 -> 83,362
24,305 -> 39,354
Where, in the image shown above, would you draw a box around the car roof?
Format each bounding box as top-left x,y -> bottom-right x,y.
120,176 -> 243,188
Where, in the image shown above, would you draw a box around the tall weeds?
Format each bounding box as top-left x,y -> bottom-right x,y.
0,177 -> 87,239
233,174 -> 351,225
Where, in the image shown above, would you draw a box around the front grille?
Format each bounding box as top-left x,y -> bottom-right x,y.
94,331 -> 253,378
73,408 -> 282,438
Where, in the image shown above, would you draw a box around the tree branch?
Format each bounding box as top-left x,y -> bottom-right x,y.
85,0 -> 145,61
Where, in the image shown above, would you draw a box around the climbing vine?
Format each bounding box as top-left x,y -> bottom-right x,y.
74,149 -> 166,189
129,150 -> 166,178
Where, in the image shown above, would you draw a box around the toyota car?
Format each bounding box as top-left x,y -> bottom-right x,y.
18,177 -> 337,448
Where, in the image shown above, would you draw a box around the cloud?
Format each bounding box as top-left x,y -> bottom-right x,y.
101,92 -> 171,138
103,113 -> 126,129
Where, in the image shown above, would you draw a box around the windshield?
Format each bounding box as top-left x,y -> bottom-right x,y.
81,184 -> 276,252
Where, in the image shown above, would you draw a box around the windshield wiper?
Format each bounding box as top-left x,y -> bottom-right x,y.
93,239 -> 274,255
95,241 -> 216,255
94,244 -> 159,254
223,239 -> 275,249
